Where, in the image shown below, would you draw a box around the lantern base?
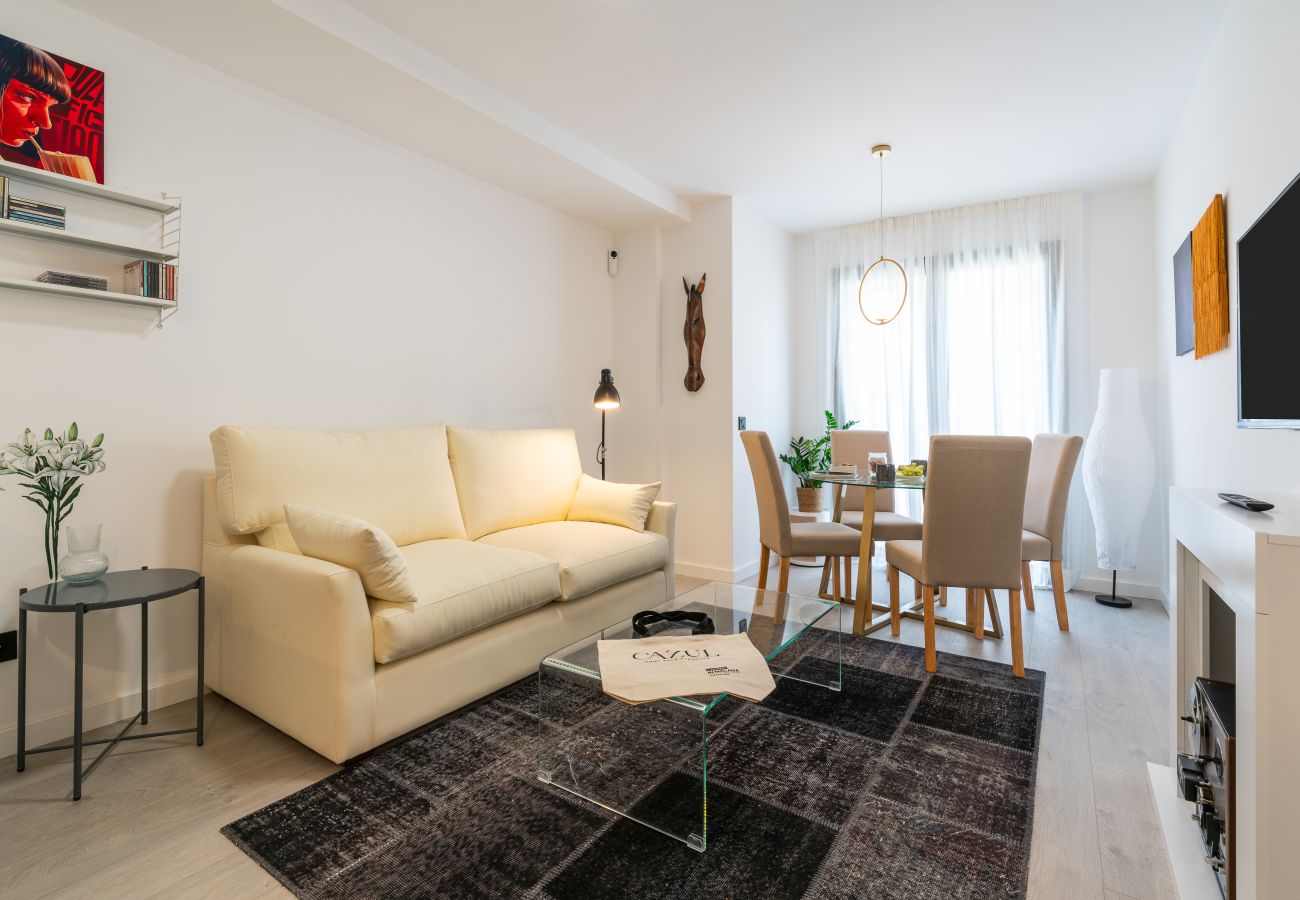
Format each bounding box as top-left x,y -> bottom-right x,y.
1095,592 -> 1134,608
1094,570 -> 1134,608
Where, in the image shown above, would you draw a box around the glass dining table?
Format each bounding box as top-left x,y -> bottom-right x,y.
812,471 -> 926,635
814,470 -> 1009,642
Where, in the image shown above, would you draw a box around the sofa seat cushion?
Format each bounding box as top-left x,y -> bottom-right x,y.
369,540 -> 560,664
477,521 -> 668,601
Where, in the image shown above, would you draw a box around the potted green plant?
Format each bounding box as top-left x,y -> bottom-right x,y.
779,411 -> 858,512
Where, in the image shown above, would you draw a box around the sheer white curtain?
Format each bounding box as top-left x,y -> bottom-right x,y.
814,192 -> 1085,585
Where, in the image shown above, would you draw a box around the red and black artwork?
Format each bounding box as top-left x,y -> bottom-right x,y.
0,33 -> 104,183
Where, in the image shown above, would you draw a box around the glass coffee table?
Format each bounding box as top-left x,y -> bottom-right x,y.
536,582 -> 840,851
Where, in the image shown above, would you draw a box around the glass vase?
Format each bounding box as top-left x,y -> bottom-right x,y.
60,523 -> 110,585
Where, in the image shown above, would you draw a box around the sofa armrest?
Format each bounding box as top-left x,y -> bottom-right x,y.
645,500 -> 677,600
204,542 -> 376,763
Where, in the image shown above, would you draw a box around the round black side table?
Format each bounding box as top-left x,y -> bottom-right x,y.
16,567 -> 204,800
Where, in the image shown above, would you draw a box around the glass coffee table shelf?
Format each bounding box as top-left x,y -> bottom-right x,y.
536,581 -> 840,851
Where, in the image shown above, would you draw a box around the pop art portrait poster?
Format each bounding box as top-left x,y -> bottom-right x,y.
0,33 -> 104,183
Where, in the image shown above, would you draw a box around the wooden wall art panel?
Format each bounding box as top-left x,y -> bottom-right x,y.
1191,193 -> 1229,359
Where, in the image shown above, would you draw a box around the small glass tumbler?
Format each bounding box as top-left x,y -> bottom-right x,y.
60,523 -> 110,585
867,452 -> 888,475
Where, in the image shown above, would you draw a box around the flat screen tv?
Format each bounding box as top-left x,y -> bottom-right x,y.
1237,169 -> 1300,428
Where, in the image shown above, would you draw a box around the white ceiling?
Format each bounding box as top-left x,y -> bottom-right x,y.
63,0 -> 1227,233
341,0 -> 1227,231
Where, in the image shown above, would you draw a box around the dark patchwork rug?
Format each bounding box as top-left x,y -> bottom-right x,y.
223,632 -> 1045,899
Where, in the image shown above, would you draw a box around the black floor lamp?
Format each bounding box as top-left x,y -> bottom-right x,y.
593,368 -> 621,480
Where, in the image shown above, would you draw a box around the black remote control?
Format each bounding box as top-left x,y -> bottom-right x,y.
1218,492 -> 1274,512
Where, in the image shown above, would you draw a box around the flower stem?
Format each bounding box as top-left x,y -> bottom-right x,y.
51,495 -> 60,580
44,498 -> 55,581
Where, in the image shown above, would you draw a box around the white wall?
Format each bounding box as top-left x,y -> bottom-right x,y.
0,5 -> 614,757
1076,186 -> 1167,598
657,198 -> 735,579
731,200 -> 794,578
608,227 -> 663,484
1154,0 -> 1300,508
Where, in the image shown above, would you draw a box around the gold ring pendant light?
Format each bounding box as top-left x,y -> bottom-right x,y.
858,144 -> 908,325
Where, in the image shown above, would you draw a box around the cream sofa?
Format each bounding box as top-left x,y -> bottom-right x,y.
201,424 -> 676,763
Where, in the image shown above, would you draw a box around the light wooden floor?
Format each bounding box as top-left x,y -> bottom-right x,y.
0,563 -> 1175,900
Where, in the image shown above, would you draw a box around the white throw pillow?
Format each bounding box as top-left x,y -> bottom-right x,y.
284,504 -> 418,603
566,474 -> 661,532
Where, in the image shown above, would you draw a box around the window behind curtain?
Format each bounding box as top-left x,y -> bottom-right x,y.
834,240 -> 1064,517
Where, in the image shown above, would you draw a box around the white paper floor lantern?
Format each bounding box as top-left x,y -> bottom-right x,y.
1082,368 -> 1154,608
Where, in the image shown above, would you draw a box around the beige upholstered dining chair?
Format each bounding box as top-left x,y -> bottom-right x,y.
885,435 -> 1032,676
1021,433 -> 1084,631
822,430 -> 924,606
740,431 -> 864,598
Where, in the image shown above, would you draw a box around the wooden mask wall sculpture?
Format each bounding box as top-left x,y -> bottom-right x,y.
682,273 -> 707,392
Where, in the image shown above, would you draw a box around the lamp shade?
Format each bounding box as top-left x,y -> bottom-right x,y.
1081,368 -> 1154,571
593,368 -> 621,409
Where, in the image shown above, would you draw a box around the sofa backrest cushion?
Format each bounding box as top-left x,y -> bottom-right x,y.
447,426 -> 582,539
210,424 -> 467,545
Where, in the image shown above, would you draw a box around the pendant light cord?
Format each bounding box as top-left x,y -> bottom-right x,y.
879,154 -> 885,261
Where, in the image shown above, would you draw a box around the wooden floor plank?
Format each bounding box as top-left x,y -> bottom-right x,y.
0,562 -> 1176,900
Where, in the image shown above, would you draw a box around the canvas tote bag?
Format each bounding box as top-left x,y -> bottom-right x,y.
597,632 -> 777,704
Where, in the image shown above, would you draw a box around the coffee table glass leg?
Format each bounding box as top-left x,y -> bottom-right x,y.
692,712 -> 707,853
74,604 -> 84,801
196,578 -> 205,746
141,601 -> 149,725
16,607 -> 26,772
833,601 -> 843,691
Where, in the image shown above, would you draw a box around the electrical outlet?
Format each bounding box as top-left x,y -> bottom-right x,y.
0,629 -> 16,663
737,416 -> 747,431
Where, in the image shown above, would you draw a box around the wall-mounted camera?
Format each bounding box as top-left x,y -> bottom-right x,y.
608,249 -> 619,277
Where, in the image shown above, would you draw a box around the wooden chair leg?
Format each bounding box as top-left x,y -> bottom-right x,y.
922,584 -> 937,672
939,586 -> 948,607
1009,588 -> 1025,677
1022,561 -> 1035,610
973,585 -> 985,639
757,545 -> 771,590
842,556 -> 853,602
914,579 -> 922,601
831,555 -> 842,603
819,556 -> 831,596
888,565 -> 901,636
777,556 -> 791,594
965,587 -> 975,624
1051,559 -> 1070,632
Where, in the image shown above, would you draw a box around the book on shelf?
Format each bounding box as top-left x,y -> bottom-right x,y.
124,259 -> 178,302
37,271 -> 108,291
0,174 -> 6,217
5,194 -> 66,229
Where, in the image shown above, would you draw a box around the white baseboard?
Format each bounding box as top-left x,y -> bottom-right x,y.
676,561 -> 740,583
1076,575 -> 1166,603
1147,762 -> 1222,900
0,671 -> 204,761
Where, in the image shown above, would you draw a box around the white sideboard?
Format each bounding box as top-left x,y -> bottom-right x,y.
1165,487 -> 1300,900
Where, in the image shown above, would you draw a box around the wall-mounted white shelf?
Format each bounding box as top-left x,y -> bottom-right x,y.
0,160 -> 182,325
0,217 -> 178,262
0,275 -> 173,310
0,159 -> 176,213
